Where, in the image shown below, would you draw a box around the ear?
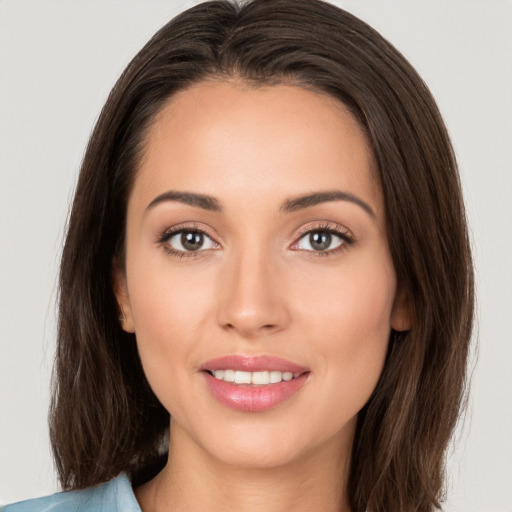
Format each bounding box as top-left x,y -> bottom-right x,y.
391,286 -> 412,332
112,260 -> 135,333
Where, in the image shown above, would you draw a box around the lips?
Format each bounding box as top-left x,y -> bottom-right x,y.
200,355 -> 310,412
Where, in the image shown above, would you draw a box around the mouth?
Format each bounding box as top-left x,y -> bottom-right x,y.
205,369 -> 302,386
200,355 -> 310,412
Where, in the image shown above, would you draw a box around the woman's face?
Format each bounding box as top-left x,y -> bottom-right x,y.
115,81 -> 408,469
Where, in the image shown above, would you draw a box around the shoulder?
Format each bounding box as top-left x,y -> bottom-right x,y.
1,473 -> 141,512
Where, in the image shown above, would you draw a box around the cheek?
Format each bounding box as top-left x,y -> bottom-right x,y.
295,254 -> 395,411
127,247 -> 216,332
296,252 -> 396,341
125,258 -> 218,402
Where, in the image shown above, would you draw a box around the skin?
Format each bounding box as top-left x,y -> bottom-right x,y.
114,81 -> 410,512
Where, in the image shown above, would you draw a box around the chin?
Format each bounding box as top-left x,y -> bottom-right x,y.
210,436 -> 307,470
189,414 -> 354,471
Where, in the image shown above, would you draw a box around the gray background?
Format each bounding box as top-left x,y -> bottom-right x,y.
1,0 -> 511,510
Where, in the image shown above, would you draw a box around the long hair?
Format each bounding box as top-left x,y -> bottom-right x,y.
51,1 -> 474,510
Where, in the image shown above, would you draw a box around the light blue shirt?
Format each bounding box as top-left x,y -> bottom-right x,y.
1,473 -> 141,512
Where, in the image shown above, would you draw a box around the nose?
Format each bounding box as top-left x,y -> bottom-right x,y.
216,248 -> 291,339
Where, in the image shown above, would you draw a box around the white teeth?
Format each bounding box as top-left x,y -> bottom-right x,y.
251,371 -> 269,385
211,369 -> 300,385
223,369 -> 235,382
269,371 -> 282,383
234,371 -> 252,384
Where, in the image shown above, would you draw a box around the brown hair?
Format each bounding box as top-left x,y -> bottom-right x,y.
51,1 -> 474,510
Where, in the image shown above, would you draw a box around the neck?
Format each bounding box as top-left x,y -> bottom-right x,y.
135,421 -> 353,512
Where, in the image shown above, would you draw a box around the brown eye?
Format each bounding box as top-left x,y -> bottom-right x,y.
309,232 -> 332,251
166,230 -> 217,253
295,229 -> 346,252
181,231 -> 204,251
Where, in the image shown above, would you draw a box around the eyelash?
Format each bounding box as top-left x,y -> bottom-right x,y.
157,222 -> 216,259
156,222 -> 354,259
293,223 -> 354,257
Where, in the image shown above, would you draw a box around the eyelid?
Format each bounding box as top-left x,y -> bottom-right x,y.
293,221 -> 353,241
156,222 -> 222,258
289,221 -> 354,253
157,222 -> 220,243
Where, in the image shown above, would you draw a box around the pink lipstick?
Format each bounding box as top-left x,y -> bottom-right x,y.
201,355 -> 310,412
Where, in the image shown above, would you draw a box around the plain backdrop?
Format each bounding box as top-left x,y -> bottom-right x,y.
1,0 -> 511,510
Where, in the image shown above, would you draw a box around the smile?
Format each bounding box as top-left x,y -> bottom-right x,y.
210,369 -> 300,385
201,355 -> 310,412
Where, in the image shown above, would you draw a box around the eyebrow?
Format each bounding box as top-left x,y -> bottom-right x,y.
146,190 -> 222,212
281,190 -> 376,218
146,189 -> 375,218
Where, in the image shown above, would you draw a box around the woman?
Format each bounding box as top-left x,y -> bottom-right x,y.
3,0 -> 474,511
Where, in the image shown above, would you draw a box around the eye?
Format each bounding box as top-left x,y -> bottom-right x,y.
293,227 -> 352,254
162,229 -> 219,254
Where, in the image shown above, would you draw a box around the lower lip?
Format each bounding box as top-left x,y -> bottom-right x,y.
203,372 -> 309,412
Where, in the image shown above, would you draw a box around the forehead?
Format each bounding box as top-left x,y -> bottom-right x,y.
132,81 -> 383,219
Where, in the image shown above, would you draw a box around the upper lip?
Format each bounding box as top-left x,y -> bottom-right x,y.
200,355 -> 309,374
